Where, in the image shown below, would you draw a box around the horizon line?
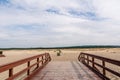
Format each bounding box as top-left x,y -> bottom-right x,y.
0,45 -> 120,49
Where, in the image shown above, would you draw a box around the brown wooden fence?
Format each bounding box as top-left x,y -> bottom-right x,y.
78,52 -> 120,80
0,55 -> 5,57
0,53 -> 51,80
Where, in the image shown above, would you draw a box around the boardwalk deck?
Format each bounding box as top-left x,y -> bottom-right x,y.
31,61 -> 102,80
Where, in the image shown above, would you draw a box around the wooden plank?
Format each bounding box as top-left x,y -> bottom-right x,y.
31,61 -> 102,80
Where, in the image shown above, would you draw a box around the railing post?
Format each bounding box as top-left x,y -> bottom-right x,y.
49,54 -> 51,61
37,58 -> 39,68
9,68 -> 13,77
42,56 -> 44,65
27,61 -> 30,75
102,60 -> 106,75
81,54 -> 85,62
45,53 -> 47,62
87,55 -> 89,64
78,53 -> 120,79
78,54 -> 80,61
92,57 -> 95,68
46,53 -> 49,62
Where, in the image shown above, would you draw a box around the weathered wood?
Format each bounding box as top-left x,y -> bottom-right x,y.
0,53 -> 51,80
92,57 -> 95,68
27,61 -> 30,75
87,55 -> 89,64
78,52 -> 120,79
9,68 -> 13,77
102,60 -> 106,75
31,61 -> 102,80
37,58 -> 39,68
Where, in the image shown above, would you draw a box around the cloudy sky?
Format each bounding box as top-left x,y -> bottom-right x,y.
0,0 -> 120,48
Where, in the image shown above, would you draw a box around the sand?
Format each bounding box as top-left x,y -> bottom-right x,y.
0,48 -> 120,80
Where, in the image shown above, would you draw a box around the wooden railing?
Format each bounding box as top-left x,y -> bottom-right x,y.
0,53 -> 51,80
78,52 -> 120,80
0,54 -> 5,57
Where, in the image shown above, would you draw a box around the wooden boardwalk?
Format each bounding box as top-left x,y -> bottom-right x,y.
0,53 -> 119,80
31,61 -> 102,80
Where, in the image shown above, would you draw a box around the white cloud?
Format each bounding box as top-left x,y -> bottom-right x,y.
0,0 -> 120,48
93,0 -> 120,20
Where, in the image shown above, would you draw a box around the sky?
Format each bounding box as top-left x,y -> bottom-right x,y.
0,0 -> 120,48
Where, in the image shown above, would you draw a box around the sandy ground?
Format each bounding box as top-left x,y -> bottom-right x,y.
0,48 -> 120,80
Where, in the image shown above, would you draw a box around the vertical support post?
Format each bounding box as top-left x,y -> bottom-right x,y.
48,53 -> 51,61
45,53 -> 47,62
87,55 -> 89,65
81,54 -> 85,63
102,60 -> 106,75
37,58 -> 39,68
9,68 -> 13,77
41,56 -> 44,65
49,54 -> 51,61
78,54 -> 80,61
46,53 -> 49,62
92,57 -> 95,68
27,61 -> 30,75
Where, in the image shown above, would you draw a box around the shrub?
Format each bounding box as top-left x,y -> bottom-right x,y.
57,49 -> 61,56
0,51 -> 3,55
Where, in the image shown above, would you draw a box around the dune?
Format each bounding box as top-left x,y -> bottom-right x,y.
0,48 -> 120,80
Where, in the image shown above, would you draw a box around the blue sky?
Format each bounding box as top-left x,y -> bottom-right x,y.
0,0 -> 120,48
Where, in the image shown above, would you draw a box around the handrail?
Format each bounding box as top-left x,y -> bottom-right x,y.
0,54 -> 5,57
0,53 -> 51,80
78,52 -> 120,80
